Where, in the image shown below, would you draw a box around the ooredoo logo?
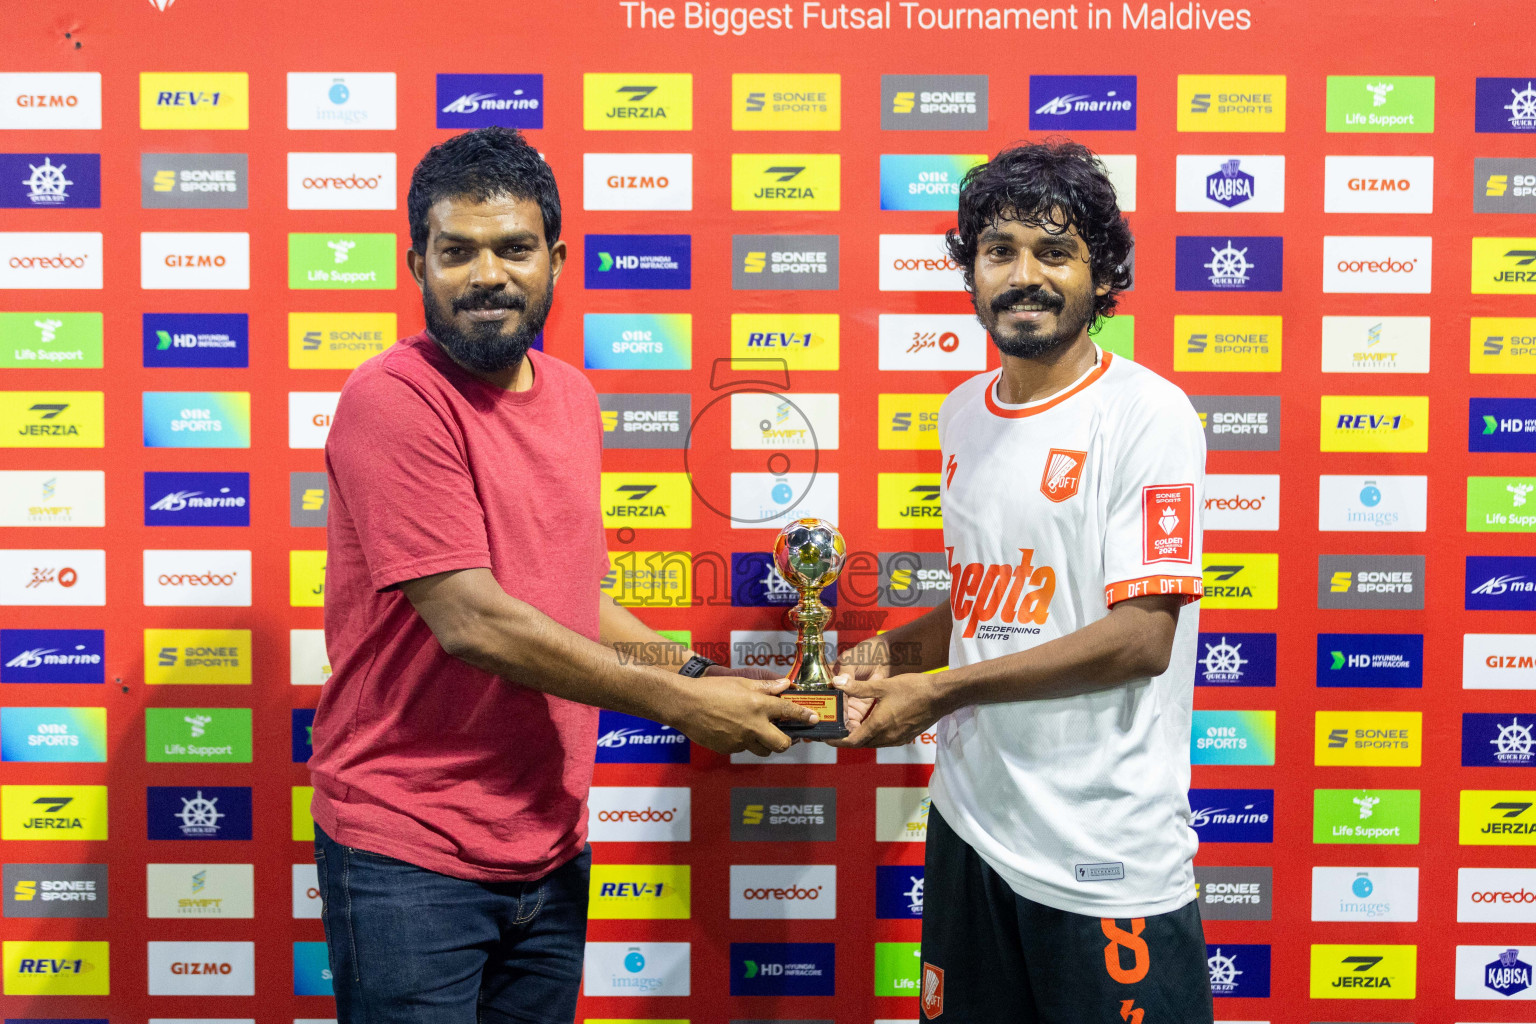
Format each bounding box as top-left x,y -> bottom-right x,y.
729,864 -> 836,919
1204,474 -> 1280,531
287,152 -> 396,211
880,234 -> 965,291
0,233 -> 103,289
587,785 -> 691,841
1460,869 -> 1536,922
1323,236 -> 1432,294
143,550 -> 252,607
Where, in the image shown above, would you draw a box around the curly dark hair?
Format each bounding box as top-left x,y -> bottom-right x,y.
945,139 -> 1134,326
407,126 -> 561,254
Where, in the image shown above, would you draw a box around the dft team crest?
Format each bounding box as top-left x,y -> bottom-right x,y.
1040,448 -> 1086,502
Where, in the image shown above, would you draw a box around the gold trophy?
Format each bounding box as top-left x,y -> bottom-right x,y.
771,517 -> 848,739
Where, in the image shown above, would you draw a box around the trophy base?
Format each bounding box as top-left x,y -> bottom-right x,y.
777,690 -> 848,740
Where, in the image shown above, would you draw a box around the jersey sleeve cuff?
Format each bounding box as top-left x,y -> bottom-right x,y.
1104,575 -> 1204,607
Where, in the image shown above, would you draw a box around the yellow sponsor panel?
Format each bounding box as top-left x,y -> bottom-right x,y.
1319,396 -> 1429,453
1308,944 -> 1416,999
877,394 -> 944,450
1314,711 -> 1422,767
289,312 -> 396,369
1472,237 -> 1536,295
143,628 -> 252,685
290,550 -> 327,608
1177,75 -> 1286,132
584,74 -> 692,131
601,473 -> 692,529
878,473 -> 943,530
1172,316 -> 1282,373
292,786 -> 315,841
730,313 -> 839,371
1471,317 -> 1536,373
588,865 -> 691,919
1460,789 -> 1536,845
732,74 -> 841,131
1201,554 -> 1279,609
139,72 -> 249,130
602,551 -> 693,608
0,390 -> 105,448
3,940 -> 110,996
731,154 -> 840,211
2,785 -> 107,841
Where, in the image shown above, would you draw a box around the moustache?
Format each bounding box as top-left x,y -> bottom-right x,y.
991,288 -> 1063,313
453,292 -> 526,313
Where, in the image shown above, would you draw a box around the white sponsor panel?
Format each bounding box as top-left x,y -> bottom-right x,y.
147,940 -> 256,996
0,232 -> 103,289
731,740 -> 838,765
1464,634 -> 1536,690
141,232 -> 250,290
1460,868 -> 1536,923
728,472 -> 839,531
584,153 -> 693,211
289,392 -> 339,449
587,786 -> 692,842
1324,155 -> 1434,214
876,786 -> 930,842
1456,944 -> 1536,999
292,863 -> 322,918
582,941 -> 690,997
287,73 -> 397,130
876,729 -> 939,764
730,864 -> 837,920
287,152 -> 397,210
0,72 -> 102,129
879,234 -> 965,291
1310,866 -> 1419,922
1320,315 -> 1431,373
1204,474 -> 1280,531
0,471 -> 105,527
730,392 -> 839,450
146,863 -> 255,919
878,314 -> 989,371
1322,235 -> 1432,294
731,629 -> 839,675
1098,154 -> 1137,212
1174,154 -> 1286,212
0,548 -> 105,606
1317,475 -> 1428,533
143,549 -> 252,607
290,628 -> 331,686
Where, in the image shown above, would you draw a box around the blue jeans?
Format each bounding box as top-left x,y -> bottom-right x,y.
314,824 -> 590,1024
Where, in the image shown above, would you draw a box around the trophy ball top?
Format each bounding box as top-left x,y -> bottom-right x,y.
772,517 -> 847,589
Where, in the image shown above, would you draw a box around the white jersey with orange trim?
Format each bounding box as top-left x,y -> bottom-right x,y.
928,346 -> 1207,918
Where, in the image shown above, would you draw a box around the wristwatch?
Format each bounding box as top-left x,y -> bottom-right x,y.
677,654 -> 716,678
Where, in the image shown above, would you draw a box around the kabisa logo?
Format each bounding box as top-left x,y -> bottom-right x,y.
1195,865 -> 1272,921
732,73 -> 840,131
1,628 -> 104,684
731,942 -> 835,997
731,787 -> 837,841
1177,75 -> 1285,132
1325,75 -> 1436,132
881,74 -> 988,130
1477,78 -> 1536,133
875,864 -> 924,919
144,628 -> 252,686
1464,713 -> 1536,768
147,786 -> 252,840
1,784 -> 107,840
0,706 -> 107,763
1472,397 -> 1536,453
948,547 -> 1055,639
0,231 -> 104,289
1318,633 -> 1423,688
1206,943 -> 1270,997
0,71 -> 102,130
730,864 -> 835,920
2,939 -> 110,995
142,152 -> 248,210
1314,788 -> 1421,844
1320,396 -> 1429,453
437,73 -> 542,129
583,73 -> 693,130
1314,710 -> 1422,767
1174,154 -> 1285,213
1028,75 -> 1136,130
878,473 -> 943,529
143,472 -> 250,527
585,234 -> 691,290
732,234 -> 839,290
732,551 -> 836,608
1200,554 -> 1279,610
1472,236 -> 1536,296
879,154 -> 986,212
0,154 -> 100,209
589,864 -> 691,920
2,862 -> 108,918
1475,158 -> 1536,214
143,313 -> 248,369
1322,235 -> 1433,294
286,72 -> 396,130
1469,476 -> 1536,533
1453,945 -> 1536,999
1187,788 -> 1273,842
731,154 -> 840,211
1191,395 -> 1280,452
1175,236 -> 1283,291
1310,866 -> 1418,923
1468,556 -> 1536,611
140,72 -> 249,130
1196,632 -> 1276,687
1461,790 -> 1536,845
595,710 -> 688,764
1309,944 -> 1417,998
1174,315 -> 1282,373
1318,555 -> 1425,610
1206,157 -> 1254,207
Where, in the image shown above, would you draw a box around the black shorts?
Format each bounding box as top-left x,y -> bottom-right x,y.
919,805 -> 1215,1023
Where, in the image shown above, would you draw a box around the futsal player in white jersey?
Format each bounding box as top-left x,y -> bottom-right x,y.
833,141 -> 1214,1022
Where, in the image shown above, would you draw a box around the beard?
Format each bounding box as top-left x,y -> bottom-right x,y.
974,284 -> 1097,359
423,282 -> 553,375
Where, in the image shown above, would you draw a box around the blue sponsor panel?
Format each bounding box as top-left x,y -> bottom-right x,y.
584,234 -> 691,290
875,865 -> 924,919
731,552 -> 837,607
1470,397 -> 1536,452
146,785 -> 253,840
1195,632 -> 1276,686
1316,633 -> 1424,688
292,708 -> 315,763
293,940 -> 334,995
0,629 -> 105,684
1467,556 -> 1536,611
594,710 -> 689,764
1476,78 -> 1536,133
144,471 -> 251,527
1205,943 -> 1271,998
436,74 -> 543,129
0,153 -> 102,208
1175,236 -> 1283,292
142,313 -> 249,368
1463,712 -> 1536,767
1188,789 -> 1274,843
730,942 -> 835,997
1028,75 -> 1137,130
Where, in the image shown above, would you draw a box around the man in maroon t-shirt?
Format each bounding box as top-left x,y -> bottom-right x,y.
310,127 -> 816,1024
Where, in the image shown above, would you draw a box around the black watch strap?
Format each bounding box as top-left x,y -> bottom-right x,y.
677,654 -> 715,678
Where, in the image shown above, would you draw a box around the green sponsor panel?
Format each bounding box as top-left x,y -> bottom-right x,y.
1325,76 -> 1435,133
1467,476 -> 1536,532
1313,788 -> 1420,844
1094,314 -> 1134,361
874,941 -> 921,997
288,233 -> 398,290
0,312 -> 104,368
145,707 -> 253,763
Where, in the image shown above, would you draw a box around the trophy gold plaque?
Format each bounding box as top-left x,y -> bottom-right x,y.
771,517 -> 849,739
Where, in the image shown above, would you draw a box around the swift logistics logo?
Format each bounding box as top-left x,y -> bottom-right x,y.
1471,397 -> 1536,452
1463,713 -> 1536,768
1190,710 -> 1276,765
2,862 -> 108,918
1320,315 -> 1431,374
585,235 -> 690,290
1311,866 -> 1419,922
141,152 -> 248,209
1469,476 -> 1536,532
0,153 -> 100,209
1,785 -> 107,840
729,392 -> 838,450
0,71 -> 102,129
1,939 -> 109,995
1174,154 -> 1285,212
733,73 -> 840,130
1461,790 -> 1536,845
588,865 -> 691,919
584,313 -> 691,368
1471,316 -> 1536,373
1028,75 -> 1136,130
290,628 -> 331,686
1187,788 -> 1273,842
147,786 -> 252,840
0,311 -> 103,369
595,710 -> 688,764
143,628 -> 252,686
1319,395 -> 1428,452
0,628 -> 103,684
1206,943 -> 1270,997
1174,236 -> 1282,291
1477,77 -> 1536,132
1326,75 -> 1435,132
1309,944 -> 1417,998
143,313 -> 248,368
1314,710 -> 1422,766
1195,865 -> 1272,921
1318,634 -> 1423,688
1174,315 -> 1281,372
0,707 -> 106,762
287,232 -> 396,290
1318,554 -> 1424,610
142,392 -> 250,448
288,311 -> 393,369
436,73 -> 542,129
1314,789 -> 1421,844
1191,395 -> 1279,451
1475,157 -> 1536,214
0,470 -> 104,528
1467,556 -> 1536,611
583,73 -> 692,130
731,942 -> 834,996
1177,75 -> 1285,131
1196,632 -> 1276,686
139,72 -> 249,130
731,154 -> 840,211
145,707 -> 252,763
1472,236 -> 1536,295
1200,554 -> 1278,610
731,313 -> 839,370
881,74 -> 987,129
732,234 -> 839,290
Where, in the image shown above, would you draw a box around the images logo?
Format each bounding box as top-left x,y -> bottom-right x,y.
147,786 -> 252,840
1326,75 -> 1435,132
140,72 -> 249,130
881,74 -> 988,130
1318,633 -> 1423,688
1,938 -> 109,995
1311,866 -> 1419,923
730,942 -> 835,997
729,473 -> 840,531
0,231 -> 103,290
730,313 -> 839,370
140,231 -> 250,290
144,471 -> 250,527
581,941 -> 691,997
584,73 -> 693,130
584,313 -> 691,369
0,707 -> 106,762
1200,554 -> 1278,610
1318,554 -> 1424,610
1477,77 -> 1536,133
596,710 -> 688,764
1191,710 -> 1276,766
1461,790 -> 1536,845
731,154 -> 840,211
1319,396 -> 1428,452
1174,315 -> 1281,372
0,628 -> 103,684
1174,154 -> 1285,212
1177,75 -> 1286,131
436,73 -> 542,129
585,234 -> 690,290
1320,315 -> 1431,374
589,865 -> 691,920
142,392 -> 250,449
875,865 -> 925,919
0,72 -> 102,130
731,787 -> 837,841
1175,236 -> 1282,291
1195,865 -> 1272,921
287,233 -> 396,290
0,153 -> 100,209
1309,944 -> 1416,998
879,154 -> 985,212
1,784 -> 107,840
1188,788 -> 1273,842
143,549 -> 252,608
877,313 -> 987,369
1196,632 -> 1276,687
145,707 -> 252,763
1323,235 -> 1433,293
880,234 -> 965,291
287,151 -> 395,211
1029,75 -> 1135,130
1314,711 -> 1421,766
143,313 -> 248,369
141,152 -> 248,209
731,233 -> 839,291
2,862 -> 108,918
1468,556 -> 1536,611
733,73 -> 840,131
1206,943 -> 1270,997
1323,155 -> 1434,213
286,72 -> 397,130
